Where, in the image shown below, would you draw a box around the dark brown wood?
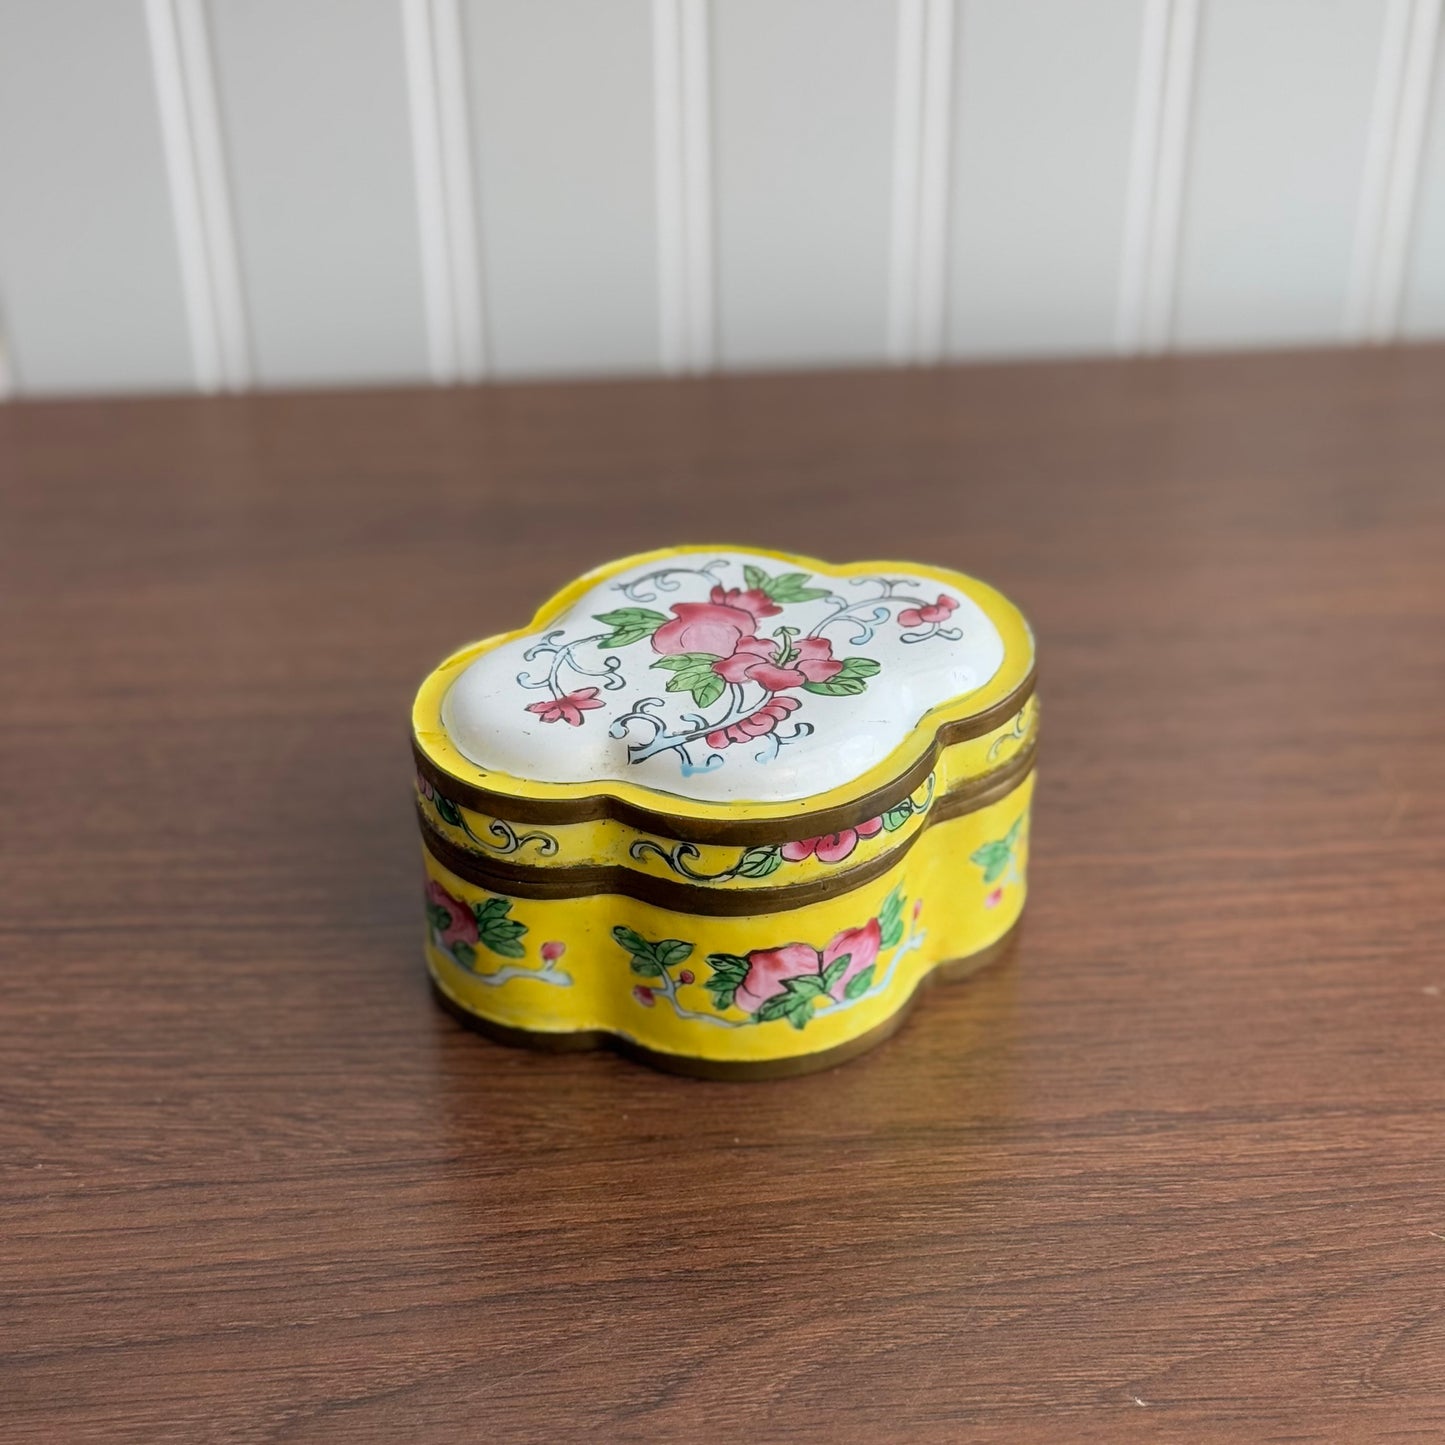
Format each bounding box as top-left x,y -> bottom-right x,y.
4,347 -> 1445,1441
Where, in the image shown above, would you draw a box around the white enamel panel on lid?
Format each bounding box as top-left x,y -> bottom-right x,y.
441,551 -> 1013,805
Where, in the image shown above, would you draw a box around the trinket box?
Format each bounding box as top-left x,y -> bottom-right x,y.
412,546 -> 1037,1078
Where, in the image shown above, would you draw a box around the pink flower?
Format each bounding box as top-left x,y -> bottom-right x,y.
426,880 -> 476,948
781,817 -> 884,865
416,773 -> 436,801
985,887 -> 1003,909
540,941 -> 566,963
633,985 -> 655,1006
526,687 -> 604,726
734,918 -> 883,1014
898,593 -> 959,629
913,899 -> 923,921
705,694 -> 799,750
708,584 -> 781,620
713,635 -> 843,691
651,601 -> 759,658
678,969 -> 695,985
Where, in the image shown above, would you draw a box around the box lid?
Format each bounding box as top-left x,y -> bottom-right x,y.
413,546 -> 1034,843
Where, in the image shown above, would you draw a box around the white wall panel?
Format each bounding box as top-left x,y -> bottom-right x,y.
207,0 -> 431,385
712,0 -> 898,367
0,0 -> 194,394
1402,17 -> 1445,336
463,0 -> 659,376
1174,0 -> 1390,348
947,0 -> 1146,358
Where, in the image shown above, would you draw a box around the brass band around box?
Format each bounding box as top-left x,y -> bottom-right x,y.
411,546 -> 1037,1078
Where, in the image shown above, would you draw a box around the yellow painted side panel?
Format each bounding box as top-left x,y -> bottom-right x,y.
424,774 -> 1032,1066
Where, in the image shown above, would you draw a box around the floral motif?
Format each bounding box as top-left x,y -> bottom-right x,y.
971,815 -> 1026,900
628,777 -> 934,882
526,687 -> 604,726
610,886 -> 920,1032
417,774 -> 559,857
733,920 -> 881,1015
705,694 -> 799,750
426,885 -> 571,989
781,817 -> 884,865
898,594 -> 958,629
514,560 -> 962,777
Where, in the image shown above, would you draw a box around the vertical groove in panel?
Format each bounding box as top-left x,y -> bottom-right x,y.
145,0 -> 226,391
433,0 -> 486,378
174,0 -> 250,387
1354,0 -> 1444,340
1346,0 -> 1416,339
886,0 -> 926,362
1115,0 -> 1171,352
653,0 -> 713,372
915,0 -> 955,362
1115,0 -> 1198,354
402,0 -> 487,381
402,0 -> 459,381
886,0 -> 953,364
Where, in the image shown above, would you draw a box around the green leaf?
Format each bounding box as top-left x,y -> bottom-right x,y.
704,953 -> 750,1011
742,565 -> 830,605
819,953 -> 852,991
971,840 -> 1011,883
425,903 -> 452,933
767,572 -> 831,604
689,671 -> 726,709
835,656 -> 881,679
614,926 -> 693,978
882,802 -> 913,832
593,607 -> 668,649
786,974 -> 829,1001
451,941 -> 476,969
754,993 -> 797,1023
654,652 -> 726,708
706,952 -> 750,979
655,940 -> 694,970
878,886 -> 906,950
475,897 -> 528,958
737,845 -> 782,878
433,794 -> 463,827
802,676 -> 870,697
784,996 -> 814,1029
612,924 -> 651,957
474,896 -> 510,924
843,963 -> 875,1000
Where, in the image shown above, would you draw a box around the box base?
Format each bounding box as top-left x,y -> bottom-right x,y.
430,920 -> 1021,1080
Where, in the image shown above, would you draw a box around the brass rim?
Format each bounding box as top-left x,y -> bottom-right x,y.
412,669 -> 1035,843
419,738 -> 1037,914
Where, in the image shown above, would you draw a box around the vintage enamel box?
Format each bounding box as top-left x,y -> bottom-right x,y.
412,546 -> 1037,1078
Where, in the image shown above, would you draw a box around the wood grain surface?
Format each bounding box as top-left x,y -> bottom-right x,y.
3,349 -> 1444,1442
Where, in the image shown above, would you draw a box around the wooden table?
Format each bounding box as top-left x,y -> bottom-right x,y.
4,349 -> 1444,1442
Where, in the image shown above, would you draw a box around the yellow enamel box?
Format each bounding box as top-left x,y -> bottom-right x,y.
412,546 -> 1037,1078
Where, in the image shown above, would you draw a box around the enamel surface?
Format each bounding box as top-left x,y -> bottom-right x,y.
441,551 -> 1007,803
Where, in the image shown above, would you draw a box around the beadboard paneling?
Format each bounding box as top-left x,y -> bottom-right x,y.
1402,15 -> 1445,336
207,0 -> 431,385
0,0 -> 194,393
463,0 -> 659,376
947,0 -> 1147,357
1173,0 -> 1390,348
712,0 -> 898,367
